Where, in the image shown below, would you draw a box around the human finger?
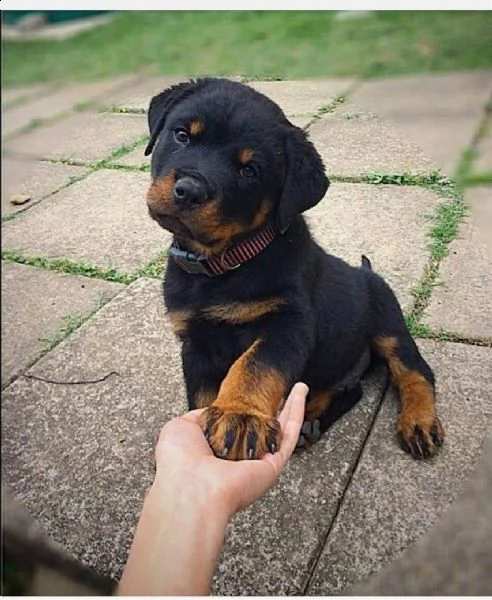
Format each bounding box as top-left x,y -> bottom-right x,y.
179,408 -> 207,423
269,382 -> 308,469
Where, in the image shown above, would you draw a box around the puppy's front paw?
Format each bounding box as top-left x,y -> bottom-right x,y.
200,406 -> 281,460
397,414 -> 445,460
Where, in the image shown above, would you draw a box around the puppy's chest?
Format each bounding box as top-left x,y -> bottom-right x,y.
166,298 -> 272,342
165,271 -> 286,334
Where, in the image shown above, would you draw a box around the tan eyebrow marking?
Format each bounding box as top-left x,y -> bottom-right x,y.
239,148 -> 254,164
189,120 -> 204,135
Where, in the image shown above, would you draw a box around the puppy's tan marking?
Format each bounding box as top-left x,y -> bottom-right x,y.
188,198 -> 273,256
202,298 -> 285,324
168,309 -> 192,336
373,335 -> 444,457
201,339 -> 287,460
189,120 -> 204,136
239,147 -> 254,164
215,340 -> 286,415
147,171 -> 176,212
195,388 -> 217,409
305,389 -> 335,422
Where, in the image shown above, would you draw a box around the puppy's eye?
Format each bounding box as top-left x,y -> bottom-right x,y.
174,128 -> 190,145
239,165 -> 258,179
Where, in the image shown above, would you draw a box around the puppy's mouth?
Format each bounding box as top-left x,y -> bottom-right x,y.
149,211 -> 194,239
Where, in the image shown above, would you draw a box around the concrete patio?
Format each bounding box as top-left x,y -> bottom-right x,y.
2,70 -> 491,594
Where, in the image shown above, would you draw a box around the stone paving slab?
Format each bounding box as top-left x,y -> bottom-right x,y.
99,76 -> 187,112
1,277 -> 389,589
377,114 -> 480,176
2,84 -> 57,109
305,183 -> 442,311
1,262 -> 124,388
213,369 -> 386,596
101,76 -> 355,119
247,78 -> 356,116
474,125 -> 492,174
2,76 -> 140,139
2,169 -> 170,273
351,71 -> 492,118
424,187 -> 492,339
1,279 -> 177,580
308,109 -> 436,177
350,435 -> 492,595
349,71 -> 492,175
5,112 -> 147,164
307,339 -> 492,595
2,158 -> 87,217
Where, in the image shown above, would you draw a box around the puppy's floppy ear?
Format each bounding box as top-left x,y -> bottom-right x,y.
144,79 -> 208,156
275,126 -> 329,233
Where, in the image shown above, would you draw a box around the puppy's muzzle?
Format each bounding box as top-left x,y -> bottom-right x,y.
174,177 -> 206,210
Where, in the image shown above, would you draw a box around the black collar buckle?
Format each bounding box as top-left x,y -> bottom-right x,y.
169,244 -> 215,277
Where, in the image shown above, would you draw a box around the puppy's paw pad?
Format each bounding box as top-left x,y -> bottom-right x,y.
397,415 -> 445,460
202,406 -> 280,461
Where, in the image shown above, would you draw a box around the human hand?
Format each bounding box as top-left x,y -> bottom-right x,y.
153,382 -> 308,519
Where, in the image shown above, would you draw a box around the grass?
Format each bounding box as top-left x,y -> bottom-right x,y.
341,171 -> 472,337
1,249 -> 168,283
404,175 -> 469,331
38,291 -> 115,353
1,251 -> 135,284
3,11 -> 492,86
464,171 -> 492,186
330,171 -> 454,191
134,251 -> 168,279
93,134 -> 150,169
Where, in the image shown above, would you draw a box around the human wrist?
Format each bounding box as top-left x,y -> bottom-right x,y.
152,465 -> 236,522
119,476 -> 229,596
149,472 -> 231,531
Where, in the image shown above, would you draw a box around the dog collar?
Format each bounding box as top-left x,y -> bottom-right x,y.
170,224 -> 277,276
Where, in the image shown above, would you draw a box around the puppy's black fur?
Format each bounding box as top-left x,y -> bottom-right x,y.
145,78 -> 444,461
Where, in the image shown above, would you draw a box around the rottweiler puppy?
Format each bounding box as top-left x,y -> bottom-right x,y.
144,78 -> 444,461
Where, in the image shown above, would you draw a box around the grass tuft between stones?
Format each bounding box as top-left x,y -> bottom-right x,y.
406,184 -> 468,327
92,134 -> 150,170
329,171 -> 454,192
464,171 -> 492,186
311,95 -> 347,121
1,251 -> 135,284
1,250 -> 168,284
404,318 -> 492,347
105,105 -> 147,115
40,292 -> 113,351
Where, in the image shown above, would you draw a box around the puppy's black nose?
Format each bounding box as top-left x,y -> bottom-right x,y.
173,178 -> 206,208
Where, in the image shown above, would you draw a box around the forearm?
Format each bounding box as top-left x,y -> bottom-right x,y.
117,480 -> 229,596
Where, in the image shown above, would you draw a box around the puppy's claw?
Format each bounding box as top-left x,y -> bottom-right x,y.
225,428 -> 236,451
397,416 -> 444,460
247,430 -> 257,460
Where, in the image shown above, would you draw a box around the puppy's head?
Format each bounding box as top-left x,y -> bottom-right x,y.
145,78 -> 329,255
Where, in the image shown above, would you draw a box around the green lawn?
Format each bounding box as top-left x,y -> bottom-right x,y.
3,10 -> 492,87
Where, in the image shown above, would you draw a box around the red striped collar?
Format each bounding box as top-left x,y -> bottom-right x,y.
169,224 -> 277,277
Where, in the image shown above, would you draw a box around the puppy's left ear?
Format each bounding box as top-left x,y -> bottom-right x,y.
276,127 -> 329,233
144,79 -> 208,156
